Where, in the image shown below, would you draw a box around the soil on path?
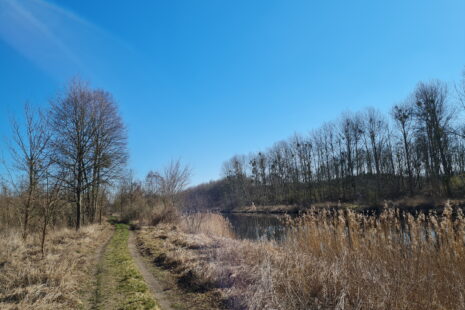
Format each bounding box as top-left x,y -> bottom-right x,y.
90,223 -> 219,310
128,231 -> 175,310
133,227 -> 225,310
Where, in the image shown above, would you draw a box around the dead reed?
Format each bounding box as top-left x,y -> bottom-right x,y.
181,212 -> 235,238
137,207 -> 465,309
247,206 -> 465,309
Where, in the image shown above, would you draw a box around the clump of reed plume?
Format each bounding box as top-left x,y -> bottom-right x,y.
248,206 -> 465,310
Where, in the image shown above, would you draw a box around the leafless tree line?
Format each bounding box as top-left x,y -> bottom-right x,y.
0,79 -> 127,249
187,74 -> 465,210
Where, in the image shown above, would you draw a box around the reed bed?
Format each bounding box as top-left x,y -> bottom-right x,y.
137,208 -> 465,309
253,206 -> 465,309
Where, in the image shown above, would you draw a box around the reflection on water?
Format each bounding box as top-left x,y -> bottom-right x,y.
223,213 -> 293,241
223,212 -> 444,245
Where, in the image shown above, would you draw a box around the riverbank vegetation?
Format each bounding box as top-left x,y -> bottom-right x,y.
137,208 -> 465,310
135,213 -> 235,309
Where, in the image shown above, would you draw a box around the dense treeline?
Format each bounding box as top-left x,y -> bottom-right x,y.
0,79 -> 127,247
183,179 -> 231,211
186,72 -> 465,211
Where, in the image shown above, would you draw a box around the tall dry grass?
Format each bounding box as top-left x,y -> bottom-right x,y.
246,206 -> 465,309
137,207 -> 465,309
181,212 -> 235,238
0,224 -> 112,309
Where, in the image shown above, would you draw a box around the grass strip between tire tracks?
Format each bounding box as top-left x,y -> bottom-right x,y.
94,223 -> 160,310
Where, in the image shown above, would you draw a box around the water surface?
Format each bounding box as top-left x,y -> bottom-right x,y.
223,213 -> 293,241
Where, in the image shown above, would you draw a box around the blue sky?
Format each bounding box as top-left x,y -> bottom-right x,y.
1,0 -> 464,185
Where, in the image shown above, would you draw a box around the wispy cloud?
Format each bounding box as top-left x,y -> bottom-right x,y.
0,0 -> 133,81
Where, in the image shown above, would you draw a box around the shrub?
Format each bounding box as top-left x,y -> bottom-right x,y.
149,204 -> 181,226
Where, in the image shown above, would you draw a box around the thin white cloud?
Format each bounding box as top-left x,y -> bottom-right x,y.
0,0 -> 134,81
0,0 -> 85,77
33,0 -> 135,53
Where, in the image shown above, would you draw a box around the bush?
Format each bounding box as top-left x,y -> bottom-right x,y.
181,213 -> 235,238
149,204 -> 181,226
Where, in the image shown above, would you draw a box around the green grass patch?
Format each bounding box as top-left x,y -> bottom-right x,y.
95,224 -> 159,310
107,216 -> 119,225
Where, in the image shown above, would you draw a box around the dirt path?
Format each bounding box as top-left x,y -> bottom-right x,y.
80,225 -> 114,310
90,228 -> 114,309
128,231 -> 175,310
91,224 -> 160,310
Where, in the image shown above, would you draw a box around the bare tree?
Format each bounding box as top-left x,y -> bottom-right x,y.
456,68 -> 465,108
87,90 -> 128,224
364,108 -> 388,197
222,155 -> 249,207
39,173 -> 63,256
0,177 -> 16,231
413,81 -> 453,195
117,169 -> 139,220
49,79 -> 127,230
49,80 -> 95,230
9,104 -> 51,239
151,159 -> 192,210
392,101 -> 415,195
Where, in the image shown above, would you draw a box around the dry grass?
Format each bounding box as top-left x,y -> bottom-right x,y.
255,206 -> 465,310
136,217 -> 272,309
180,213 -> 235,238
145,205 -> 181,226
0,224 -> 112,309
231,204 -> 299,213
137,208 -> 465,310
136,225 -> 228,309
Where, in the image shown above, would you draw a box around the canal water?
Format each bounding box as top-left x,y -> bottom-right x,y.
223,213 -> 293,241
224,212 -> 442,244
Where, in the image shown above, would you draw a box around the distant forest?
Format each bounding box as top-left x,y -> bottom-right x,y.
185,71 -> 465,211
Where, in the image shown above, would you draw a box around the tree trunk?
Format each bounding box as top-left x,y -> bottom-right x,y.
76,190 -> 81,231
41,216 -> 48,257
99,203 -> 103,225
22,187 -> 33,240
